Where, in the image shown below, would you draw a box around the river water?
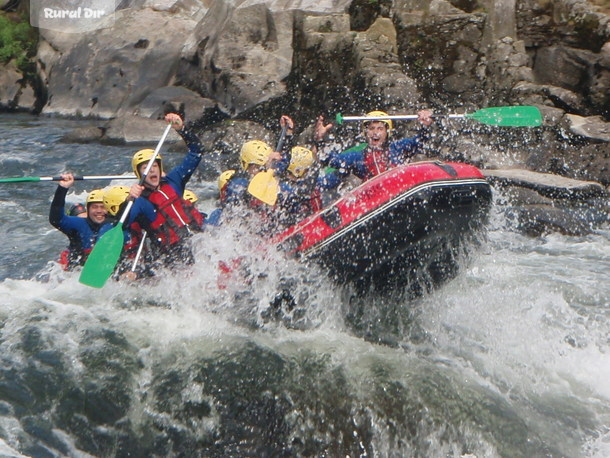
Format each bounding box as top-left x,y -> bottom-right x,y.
0,113 -> 608,457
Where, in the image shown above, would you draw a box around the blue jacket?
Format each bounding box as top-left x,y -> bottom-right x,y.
49,186 -> 113,266
320,133 -> 428,188
221,172 -> 250,207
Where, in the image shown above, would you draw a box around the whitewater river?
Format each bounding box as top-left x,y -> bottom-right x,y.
0,113 -> 608,457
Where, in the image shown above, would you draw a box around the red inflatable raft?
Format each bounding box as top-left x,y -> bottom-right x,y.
272,161 -> 493,291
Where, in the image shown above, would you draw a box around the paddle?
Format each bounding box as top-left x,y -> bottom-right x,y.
335,106 -> 543,127
247,124 -> 288,206
131,231 -> 147,273
79,123 -> 173,288
0,174 -> 137,184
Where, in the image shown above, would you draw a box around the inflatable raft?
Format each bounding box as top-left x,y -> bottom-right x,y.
273,161 -> 493,291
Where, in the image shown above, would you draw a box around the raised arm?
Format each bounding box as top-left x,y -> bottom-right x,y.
49,173 -> 75,228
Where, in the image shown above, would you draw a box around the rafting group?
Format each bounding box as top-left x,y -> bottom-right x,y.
49,109 -> 437,284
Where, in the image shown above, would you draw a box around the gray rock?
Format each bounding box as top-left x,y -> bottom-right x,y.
601,41 -> 610,68
506,204 -> 593,237
40,8 -> 198,118
354,18 -> 421,109
395,7 -> 486,103
564,114 -> 610,142
483,0 -> 517,45
542,86 -> 586,113
0,61 -> 21,110
533,46 -> 597,91
484,168 -> 606,199
15,85 -> 37,112
574,143 -> 610,186
190,3 -> 295,115
501,186 -> 554,206
101,115 -> 182,145
134,86 -> 216,121
524,133 -> 610,187
60,126 -> 105,143
537,105 -> 567,127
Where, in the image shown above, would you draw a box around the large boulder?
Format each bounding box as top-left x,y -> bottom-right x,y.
177,0 -> 353,117
484,168 -> 608,236
101,115 -> 182,145
134,86 -> 216,121
292,14 -> 421,116
39,8 -> 199,118
188,3 -> 294,115
0,60 -> 22,110
394,3 -> 486,104
484,168 -> 606,199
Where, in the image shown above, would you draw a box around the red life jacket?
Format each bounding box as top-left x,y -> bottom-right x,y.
58,247 -> 92,271
310,188 -> 322,213
59,249 -> 70,271
362,147 -> 390,180
123,221 -> 144,257
146,183 -> 204,246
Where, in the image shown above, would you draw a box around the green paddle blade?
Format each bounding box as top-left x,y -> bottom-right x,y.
79,224 -> 125,288
0,177 -> 42,183
466,106 -> 542,127
247,170 -> 279,206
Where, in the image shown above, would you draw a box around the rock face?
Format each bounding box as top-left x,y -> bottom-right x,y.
5,1 -> 607,125
0,61 -> 23,110
38,8 -> 199,118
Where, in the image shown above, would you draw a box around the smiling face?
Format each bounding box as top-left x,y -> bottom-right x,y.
87,203 -> 107,224
140,161 -> 161,189
365,121 -> 389,148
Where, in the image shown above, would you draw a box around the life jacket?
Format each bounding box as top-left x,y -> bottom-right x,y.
146,183 -> 205,246
362,146 -> 391,180
58,247 -> 92,271
309,188 -> 323,213
123,221 -> 144,257
59,249 -> 70,270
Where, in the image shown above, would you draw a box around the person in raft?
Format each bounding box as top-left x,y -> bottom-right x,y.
210,115 -> 296,227
49,180 -> 113,270
267,145 -> 324,229
224,115 -> 295,207
314,109 -> 434,188
126,112 -> 205,269
67,202 -> 87,218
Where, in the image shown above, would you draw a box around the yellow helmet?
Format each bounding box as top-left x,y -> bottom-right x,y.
364,110 -> 393,132
287,146 -> 315,178
103,186 -> 130,216
86,189 -> 105,206
218,169 -> 236,191
183,189 -> 198,204
240,140 -> 272,171
132,148 -> 163,179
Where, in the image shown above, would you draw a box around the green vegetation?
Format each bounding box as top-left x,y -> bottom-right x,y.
0,14 -> 37,75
